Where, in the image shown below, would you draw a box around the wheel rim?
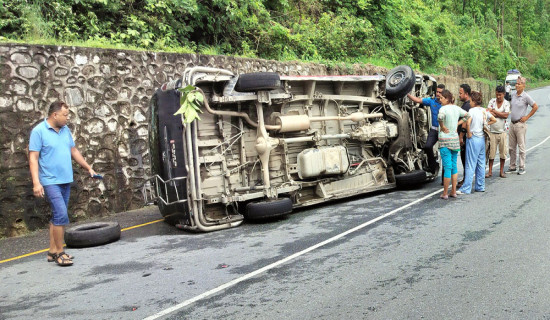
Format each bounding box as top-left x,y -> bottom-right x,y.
389,71 -> 405,87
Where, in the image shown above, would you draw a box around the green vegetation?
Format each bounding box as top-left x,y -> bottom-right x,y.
1,0 -> 549,81
175,85 -> 203,123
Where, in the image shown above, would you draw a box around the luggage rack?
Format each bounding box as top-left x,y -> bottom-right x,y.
148,175 -> 188,206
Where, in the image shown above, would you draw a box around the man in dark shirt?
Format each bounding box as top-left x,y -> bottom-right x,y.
457,83 -> 471,187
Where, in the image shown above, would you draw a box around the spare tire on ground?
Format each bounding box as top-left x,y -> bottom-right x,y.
385,65 -> 416,101
64,222 -> 121,248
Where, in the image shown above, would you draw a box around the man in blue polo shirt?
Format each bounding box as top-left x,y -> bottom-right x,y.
408,83 -> 446,177
29,101 -> 96,266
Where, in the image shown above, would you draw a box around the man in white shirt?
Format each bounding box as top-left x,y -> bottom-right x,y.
486,85 -> 510,178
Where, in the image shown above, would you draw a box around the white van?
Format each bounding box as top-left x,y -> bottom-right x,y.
148,66 -> 438,232
505,69 -> 521,89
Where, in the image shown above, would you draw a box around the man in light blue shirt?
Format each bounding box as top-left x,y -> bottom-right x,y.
29,101 -> 96,266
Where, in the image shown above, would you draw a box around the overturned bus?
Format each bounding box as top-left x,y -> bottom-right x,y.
148,66 -> 438,232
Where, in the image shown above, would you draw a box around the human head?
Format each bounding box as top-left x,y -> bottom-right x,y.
47,101 -> 70,128
439,89 -> 453,105
495,85 -> 505,102
470,91 -> 482,107
458,84 -> 471,102
436,83 -> 445,101
515,76 -> 526,94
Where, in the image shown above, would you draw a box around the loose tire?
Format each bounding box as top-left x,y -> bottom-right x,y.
235,73 -> 281,92
246,198 -> 292,221
64,222 -> 121,248
385,65 -> 415,101
395,170 -> 427,188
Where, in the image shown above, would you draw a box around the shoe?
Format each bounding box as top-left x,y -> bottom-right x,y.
455,190 -> 464,195
505,168 -> 517,174
475,189 -> 485,192
518,168 -> 526,175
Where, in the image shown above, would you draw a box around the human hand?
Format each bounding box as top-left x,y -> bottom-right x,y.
442,127 -> 450,134
467,132 -> 472,139
88,168 -> 97,177
33,183 -> 44,198
520,116 -> 528,123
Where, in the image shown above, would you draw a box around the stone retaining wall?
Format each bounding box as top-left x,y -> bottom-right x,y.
0,43 -> 491,237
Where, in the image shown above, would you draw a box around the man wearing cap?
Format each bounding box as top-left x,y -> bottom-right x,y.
505,77 -> 538,175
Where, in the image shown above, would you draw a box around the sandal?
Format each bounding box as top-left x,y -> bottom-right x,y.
47,252 -> 56,262
54,253 -> 73,267
48,251 -> 74,262
58,251 -> 74,260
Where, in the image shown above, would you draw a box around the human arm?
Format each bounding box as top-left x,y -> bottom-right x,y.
488,101 -> 510,119
438,120 -> 450,133
466,118 -> 473,138
458,121 -> 466,145
489,108 -> 509,119
407,94 -> 423,104
487,114 -> 497,126
437,108 -> 449,133
520,102 -> 538,123
71,147 -> 96,177
29,151 -> 44,197
458,110 -> 471,139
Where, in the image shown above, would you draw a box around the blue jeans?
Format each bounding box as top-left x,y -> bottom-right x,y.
459,135 -> 486,194
44,183 -> 71,225
440,147 -> 458,179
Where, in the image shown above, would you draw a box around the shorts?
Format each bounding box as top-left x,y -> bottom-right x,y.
489,132 -> 507,160
44,183 -> 71,226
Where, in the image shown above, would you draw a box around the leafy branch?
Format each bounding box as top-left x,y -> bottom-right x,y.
174,85 -> 203,123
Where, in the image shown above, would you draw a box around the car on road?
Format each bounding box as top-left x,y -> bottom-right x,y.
148,66 -> 438,231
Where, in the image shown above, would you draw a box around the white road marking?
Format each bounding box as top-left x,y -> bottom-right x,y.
144,134 -> 550,320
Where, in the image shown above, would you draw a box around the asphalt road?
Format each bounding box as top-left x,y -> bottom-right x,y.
1,87 -> 549,320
